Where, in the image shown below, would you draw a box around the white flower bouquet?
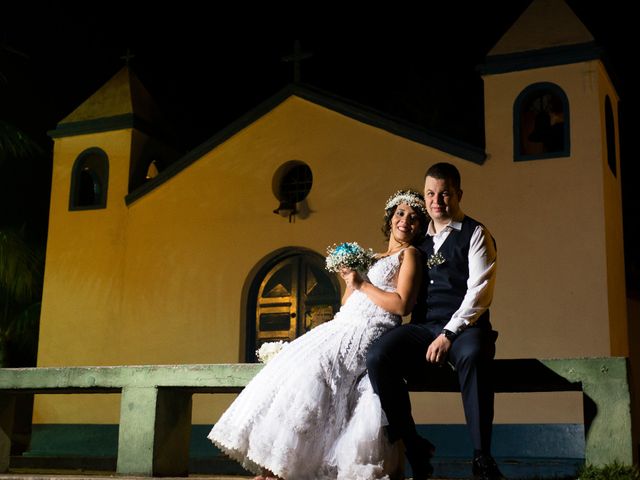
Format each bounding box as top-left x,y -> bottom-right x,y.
325,242 -> 376,274
256,340 -> 288,363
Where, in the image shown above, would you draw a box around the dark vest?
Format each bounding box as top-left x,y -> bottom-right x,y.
411,215 -> 491,327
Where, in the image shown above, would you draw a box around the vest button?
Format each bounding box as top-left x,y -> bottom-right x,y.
430,280 -> 434,284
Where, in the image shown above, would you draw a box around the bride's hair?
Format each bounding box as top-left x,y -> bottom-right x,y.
381,190 -> 428,242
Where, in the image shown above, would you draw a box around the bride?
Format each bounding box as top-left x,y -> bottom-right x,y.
208,190 -> 428,480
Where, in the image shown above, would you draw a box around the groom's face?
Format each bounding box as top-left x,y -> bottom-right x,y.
424,175 -> 462,223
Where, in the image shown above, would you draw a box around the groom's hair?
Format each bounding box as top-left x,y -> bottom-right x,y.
425,162 -> 461,191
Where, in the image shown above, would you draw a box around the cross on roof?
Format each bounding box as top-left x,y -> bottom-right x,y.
282,40 -> 312,83
120,48 -> 135,66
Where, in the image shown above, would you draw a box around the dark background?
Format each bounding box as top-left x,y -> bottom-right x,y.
1,1 -> 637,293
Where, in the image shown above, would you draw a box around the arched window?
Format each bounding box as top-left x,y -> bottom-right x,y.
246,249 -> 341,361
514,82 -> 570,161
145,159 -> 160,180
69,147 -> 109,210
605,96 -> 617,177
130,156 -> 166,192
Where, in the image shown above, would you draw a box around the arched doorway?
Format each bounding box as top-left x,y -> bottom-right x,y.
246,249 -> 341,361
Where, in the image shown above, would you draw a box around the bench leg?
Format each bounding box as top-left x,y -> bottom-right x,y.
544,358 -> 633,466
118,387 -> 158,476
581,364 -> 633,466
0,395 -> 15,472
117,387 -> 193,476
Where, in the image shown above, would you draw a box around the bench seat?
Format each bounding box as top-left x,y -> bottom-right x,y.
0,358 -> 632,476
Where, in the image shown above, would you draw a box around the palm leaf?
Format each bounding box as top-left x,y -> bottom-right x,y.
6,301 -> 41,347
0,227 -> 43,304
0,120 -> 43,166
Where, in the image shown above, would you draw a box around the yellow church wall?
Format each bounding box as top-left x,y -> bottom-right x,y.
595,62 -> 628,356
35,130 -> 134,423
38,133 -> 131,366
482,60 -> 611,360
478,60 -> 628,425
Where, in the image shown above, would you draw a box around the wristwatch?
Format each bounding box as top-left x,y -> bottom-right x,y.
441,328 -> 457,342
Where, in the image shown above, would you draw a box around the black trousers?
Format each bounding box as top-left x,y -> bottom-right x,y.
366,322 -> 496,453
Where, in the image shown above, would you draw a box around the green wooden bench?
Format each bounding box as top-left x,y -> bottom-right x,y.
0,364 -> 262,476
0,358 -> 633,476
407,357 -> 634,468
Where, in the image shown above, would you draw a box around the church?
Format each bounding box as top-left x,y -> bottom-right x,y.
30,0 -> 635,475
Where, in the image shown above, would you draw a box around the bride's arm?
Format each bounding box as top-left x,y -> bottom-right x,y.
345,247 -> 421,316
341,285 -> 353,305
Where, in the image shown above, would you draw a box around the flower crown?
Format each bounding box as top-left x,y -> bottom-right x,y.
385,190 -> 427,215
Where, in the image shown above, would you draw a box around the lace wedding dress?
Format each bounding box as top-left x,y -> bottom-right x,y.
208,250 -> 407,479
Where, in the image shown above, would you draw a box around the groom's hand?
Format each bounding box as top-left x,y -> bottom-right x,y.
426,335 -> 451,364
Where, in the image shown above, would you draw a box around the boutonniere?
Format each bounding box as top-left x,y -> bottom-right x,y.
426,251 -> 445,269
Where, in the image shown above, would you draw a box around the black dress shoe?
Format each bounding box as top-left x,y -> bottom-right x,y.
405,436 -> 436,480
472,454 -> 506,480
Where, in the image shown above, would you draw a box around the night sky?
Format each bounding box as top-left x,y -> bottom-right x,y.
1,1 -> 638,291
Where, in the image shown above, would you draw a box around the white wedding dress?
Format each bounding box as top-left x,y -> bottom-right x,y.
208,250 -> 407,479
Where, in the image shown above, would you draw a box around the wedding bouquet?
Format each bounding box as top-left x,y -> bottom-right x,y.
256,340 -> 288,363
325,242 -> 376,274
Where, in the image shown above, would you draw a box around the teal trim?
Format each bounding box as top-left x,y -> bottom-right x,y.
25,423 -> 583,478
415,424 -> 584,458
413,424 -> 583,478
190,425 -> 216,459
479,42 -> 603,75
26,423 -> 584,459
125,83 -> 486,206
25,424 -> 118,458
48,114 -> 157,139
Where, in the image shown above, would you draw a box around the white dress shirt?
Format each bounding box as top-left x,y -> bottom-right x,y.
426,213 -> 497,334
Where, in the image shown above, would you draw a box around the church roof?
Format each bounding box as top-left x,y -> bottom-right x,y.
50,67 -> 168,138
489,0 -> 594,56
125,84 -> 487,205
480,0 -> 603,75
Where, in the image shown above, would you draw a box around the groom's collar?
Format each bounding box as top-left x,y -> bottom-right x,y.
427,212 -> 465,237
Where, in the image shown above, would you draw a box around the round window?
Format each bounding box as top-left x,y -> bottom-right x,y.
272,161 -> 312,220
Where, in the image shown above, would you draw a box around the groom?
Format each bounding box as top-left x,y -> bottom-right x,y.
367,162 -> 505,480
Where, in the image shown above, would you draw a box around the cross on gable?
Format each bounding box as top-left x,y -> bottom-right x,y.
281,40 -> 312,83
120,48 -> 135,66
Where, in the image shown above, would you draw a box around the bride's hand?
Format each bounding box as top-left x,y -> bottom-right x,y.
340,268 -> 364,290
